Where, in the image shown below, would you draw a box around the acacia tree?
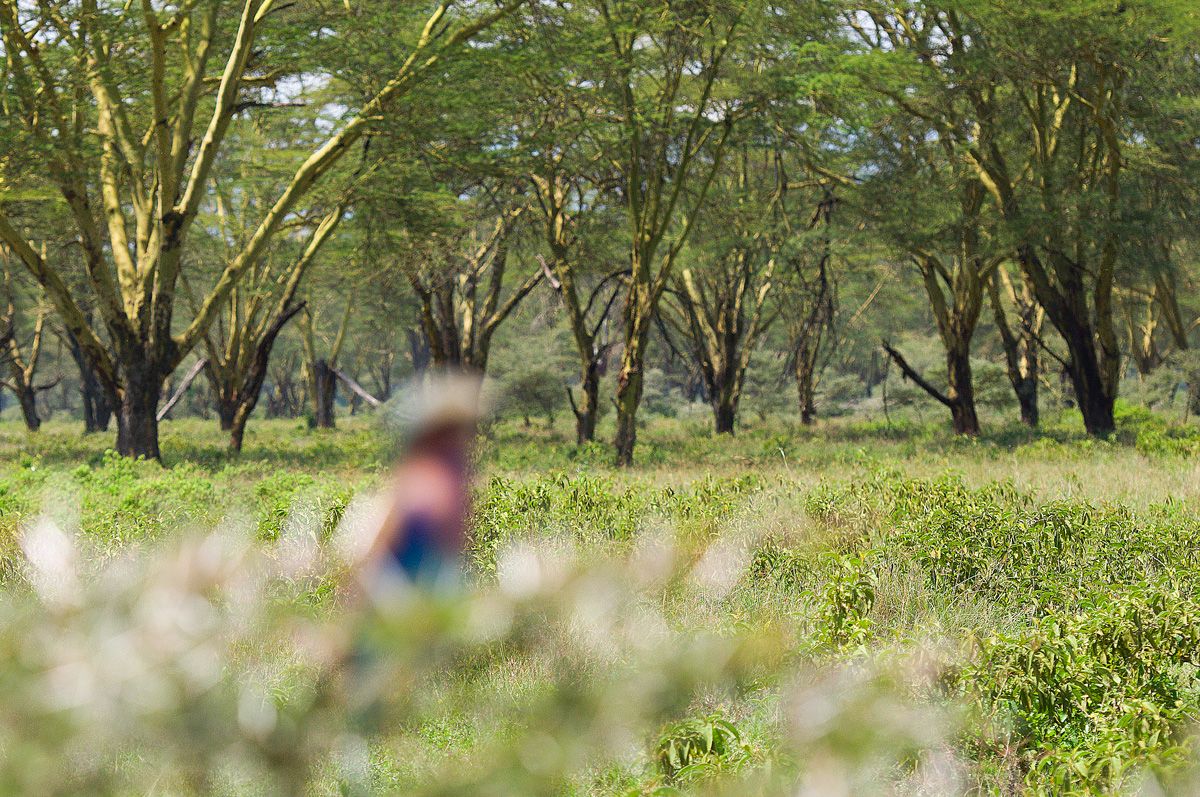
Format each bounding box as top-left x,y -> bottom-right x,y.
528,153 -> 627,443
783,195 -> 837,426
0,0 -> 519,458
399,196 -> 542,373
842,0 -> 1196,435
874,176 -> 999,436
501,4 -> 622,444
531,175 -> 621,444
664,149 -> 784,434
841,6 -> 1006,435
199,213 -> 342,449
592,0 -> 749,465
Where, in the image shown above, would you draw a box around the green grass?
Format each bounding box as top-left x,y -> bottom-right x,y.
5,412 -> 1200,794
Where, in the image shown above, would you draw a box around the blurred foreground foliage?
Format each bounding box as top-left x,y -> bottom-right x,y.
3,418 -> 1200,793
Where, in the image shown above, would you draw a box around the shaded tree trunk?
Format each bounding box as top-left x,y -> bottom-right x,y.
83,379 -> 113,432
786,192 -> 837,426
796,352 -> 819,426
945,342 -> 980,436
216,399 -> 236,431
790,261 -> 833,427
1041,277 -> 1118,437
12,381 -> 40,431
568,360 -> 602,445
614,275 -> 657,467
613,357 -> 644,467
217,298 -> 301,451
312,358 -> 337,429
712,392 -> 737,435
265,352 -> 303,419
2,291 -> 50,432
67,330 -> 112,433
989,152 -> 1120,436
116,360 -> 164,459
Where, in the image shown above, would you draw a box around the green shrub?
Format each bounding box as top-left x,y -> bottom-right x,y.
656,713 -> 752,785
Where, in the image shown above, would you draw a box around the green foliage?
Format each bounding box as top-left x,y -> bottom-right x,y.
252,469 -> 356,542
965,585 -> 1200,792
656,713 -> 752,785
496,366 -> 564,428
641,369 -> 683,420
470,471 -> 766,574
5,420 -> 1200,793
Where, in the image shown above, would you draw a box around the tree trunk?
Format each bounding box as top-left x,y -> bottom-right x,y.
13,383 -> 40,432
1016,378 -> 1039,428
66,330 -> 112,433
1127,298 -> 1161,378
230,405 -> 250,452
708,354 -> 741,435
989,270 -> 1040,428
796,350 -> 819,426
84,385 -> 112,433
312,358 -> 337,429
1017,248 -> 1116,436
1013,288 -> 1041,429
1189,385 -> 1200,418
572,361 -> 601,445
266,366 -> 300,419
613,362 -> 643,467
946,344 -> 980,436
220,304 -> 305,451
116,364 -> 163,460
712,396 -> 737,435
798,383 -> 817,426
790,249 -> 833,427
1060,322 -> 1116,436
697,344 -> 746,436
216,399 -> 236,432
882,341 -> 979,436
85,380 -> 112,433
613,289 -> 652,467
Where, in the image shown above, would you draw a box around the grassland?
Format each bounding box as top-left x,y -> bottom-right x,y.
4,409 -> 1200,795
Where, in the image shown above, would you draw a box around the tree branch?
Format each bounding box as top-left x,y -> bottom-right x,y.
881,340 -> 953,408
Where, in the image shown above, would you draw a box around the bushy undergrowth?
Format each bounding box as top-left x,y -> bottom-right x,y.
4,417 -> 1200,794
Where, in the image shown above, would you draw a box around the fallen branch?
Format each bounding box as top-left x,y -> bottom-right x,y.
157,358 -> 209,421
332,368 -> 382,408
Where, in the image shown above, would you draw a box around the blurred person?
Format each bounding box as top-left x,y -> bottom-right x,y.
361,371 -> 484,596
335,370 -> 484,788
